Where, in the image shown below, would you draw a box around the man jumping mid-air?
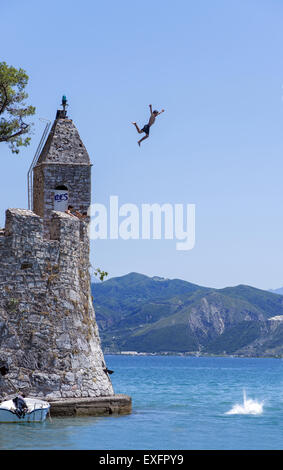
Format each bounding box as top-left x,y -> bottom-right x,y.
132,104 -> 165,146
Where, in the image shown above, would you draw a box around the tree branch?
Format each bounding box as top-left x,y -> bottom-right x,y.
0,123 -> 29,142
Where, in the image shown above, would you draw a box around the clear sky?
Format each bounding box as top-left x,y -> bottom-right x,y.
2,0 -> 283,290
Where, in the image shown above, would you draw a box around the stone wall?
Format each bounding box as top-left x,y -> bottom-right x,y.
33,164 -> 91,237
36,119 -> 90,165
0,208 -> 114,400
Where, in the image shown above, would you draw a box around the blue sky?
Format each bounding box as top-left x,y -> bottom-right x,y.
2,0 -> 283,290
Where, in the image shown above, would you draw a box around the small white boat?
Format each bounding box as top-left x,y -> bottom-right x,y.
0,397 -> 50,423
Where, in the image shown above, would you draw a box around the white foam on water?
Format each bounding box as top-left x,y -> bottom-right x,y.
226,389 -> 263,415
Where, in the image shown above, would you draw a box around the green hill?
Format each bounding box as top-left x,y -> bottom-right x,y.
92,273 -> 283,357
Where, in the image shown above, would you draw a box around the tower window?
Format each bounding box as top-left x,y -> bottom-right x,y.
54,185 -> 69,212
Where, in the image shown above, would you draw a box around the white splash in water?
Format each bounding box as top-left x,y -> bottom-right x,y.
226,389 -> 263,415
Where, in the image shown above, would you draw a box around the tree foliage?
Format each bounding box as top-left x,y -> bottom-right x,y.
0,62 -> 35,154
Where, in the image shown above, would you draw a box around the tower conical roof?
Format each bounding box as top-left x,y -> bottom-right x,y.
36,118 -> 90,165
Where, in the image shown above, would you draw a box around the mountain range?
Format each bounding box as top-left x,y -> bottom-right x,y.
269,287 -> 283,296
92,272 -> 283,357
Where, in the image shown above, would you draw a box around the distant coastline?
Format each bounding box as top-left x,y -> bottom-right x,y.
104,351 -> 283,359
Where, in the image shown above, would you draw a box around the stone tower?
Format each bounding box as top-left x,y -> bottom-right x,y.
33,107 -> 91,237
0,100 -> 122,406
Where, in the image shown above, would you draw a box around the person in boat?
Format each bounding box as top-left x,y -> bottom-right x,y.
13,393 -> 28,418
132,104 -> 165,146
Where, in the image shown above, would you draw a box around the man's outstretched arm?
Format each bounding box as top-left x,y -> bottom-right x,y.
149,104 -> 153,114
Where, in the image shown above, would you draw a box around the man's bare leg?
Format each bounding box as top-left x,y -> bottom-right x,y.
132,122 -> 143,134
138,134 -> 149,146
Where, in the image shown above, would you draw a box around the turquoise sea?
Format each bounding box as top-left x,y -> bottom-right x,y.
0,355 -> 283,450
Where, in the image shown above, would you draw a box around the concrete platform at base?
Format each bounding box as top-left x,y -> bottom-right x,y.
49,394 -> 132,417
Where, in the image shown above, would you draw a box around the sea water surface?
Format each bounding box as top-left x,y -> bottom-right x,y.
1,355 -> 283,450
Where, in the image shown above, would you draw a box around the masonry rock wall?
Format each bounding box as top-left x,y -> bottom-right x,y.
0,208 -> 114,400
32,118 -> 92,238
33,163 -> 91,236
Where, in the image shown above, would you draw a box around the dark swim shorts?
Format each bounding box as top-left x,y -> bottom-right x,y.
141,124 -> 150,135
